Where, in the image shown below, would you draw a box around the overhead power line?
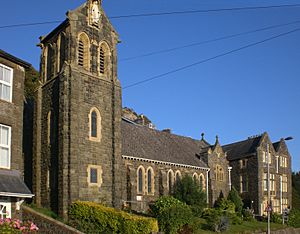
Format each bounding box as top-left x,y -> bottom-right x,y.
110,3 -> 300,19
123,27 -> 300,90
1,3 -> 300,29
120,19 -> 300,62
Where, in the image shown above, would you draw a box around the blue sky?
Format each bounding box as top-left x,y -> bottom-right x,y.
0,0 -> 299,171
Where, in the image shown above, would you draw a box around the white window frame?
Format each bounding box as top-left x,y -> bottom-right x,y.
0,202 -> 11,219
0,124 -> 11,169
0,63 -> 13,102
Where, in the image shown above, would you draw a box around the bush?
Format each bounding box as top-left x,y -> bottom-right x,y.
150,196 -> 193,234
214,198 -> 235,214
227,187 -> 243,214
68,201 -> 158,234
172,175 -> 207,216
206,213 -> 229,233
287,209 -> 300,228
242,209 -> 255,222
226,212 -> 243,225
270,212 -> 282,224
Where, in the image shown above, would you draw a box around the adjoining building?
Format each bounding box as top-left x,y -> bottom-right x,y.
16,0 -> 292,219
0,49 -> 34,219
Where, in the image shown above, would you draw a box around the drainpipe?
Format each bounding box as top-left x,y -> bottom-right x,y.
206,169 -> 210,205
228,167 -> 232,191
280,175 -> 283,214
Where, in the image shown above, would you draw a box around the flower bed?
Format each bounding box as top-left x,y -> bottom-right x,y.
0,218 -> 38,233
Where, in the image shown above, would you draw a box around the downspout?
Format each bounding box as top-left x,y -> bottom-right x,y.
206,169 -> 210,205
280,175 -> 283,214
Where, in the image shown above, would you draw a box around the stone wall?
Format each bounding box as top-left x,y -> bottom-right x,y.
22,206 -> 83,234
123,158 -> 208,212
0,56 -> 25,173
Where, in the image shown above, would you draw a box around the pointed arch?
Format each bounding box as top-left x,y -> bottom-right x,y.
175,170 -> 181,184
199,173 -> 205,191
193,172 -> 198,183
98,41 -> 111,77
78,32 -> 90,70
167,169 -> 174,194
89,107 -> 101,142
137,166 -> 145,194
146,167 -> 155,195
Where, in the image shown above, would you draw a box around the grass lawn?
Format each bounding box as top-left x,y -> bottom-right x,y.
194,218 -> 287,234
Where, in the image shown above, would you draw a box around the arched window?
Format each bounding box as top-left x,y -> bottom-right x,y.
167,170 -> 174,194
78,33 -> 90,70
147,167 -> 154,195
91,111 -> 97,137
137,166 -> 145,194
98,41 -> 111,76
199,174 -> 205,191
89,108 -> 101,142
215,165 -> 224,182
175,171 -> 181,184
219,168 -> 224,181
193,173 -> 198,183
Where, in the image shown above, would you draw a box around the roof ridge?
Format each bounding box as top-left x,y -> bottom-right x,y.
222,135 -> 262,148
121,118 -> 203,143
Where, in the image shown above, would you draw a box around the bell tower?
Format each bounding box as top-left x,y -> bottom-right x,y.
34,0 -> 124,218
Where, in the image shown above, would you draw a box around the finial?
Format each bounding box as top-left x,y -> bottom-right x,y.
201,133 -> 205,140
215,135 -> 219,145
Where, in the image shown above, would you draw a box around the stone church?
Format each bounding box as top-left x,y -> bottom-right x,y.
18,0 -> 292,219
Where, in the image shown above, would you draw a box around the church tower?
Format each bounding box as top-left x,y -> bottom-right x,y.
33,0 -> 124,218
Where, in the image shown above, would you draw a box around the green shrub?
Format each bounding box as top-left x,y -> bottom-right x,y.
206,213 -> 229,233
270,212 -> 282,224
227,187 -> 243,214
150,196 -> 193,234
287,209 -> 300,228
215,198 -> 235,214
172,175 -> 207,216
226,212 -> 243,225
68,201 -> 158,234
242,209 -> 255,222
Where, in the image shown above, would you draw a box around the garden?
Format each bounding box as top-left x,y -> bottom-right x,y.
67,175 -> 300,233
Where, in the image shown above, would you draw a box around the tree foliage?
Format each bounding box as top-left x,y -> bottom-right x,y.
292,172 -> 300,210
227,187 -> 243,214
150,196 -> 193,234
25,66 -> 39,99
172,175 -> 207,215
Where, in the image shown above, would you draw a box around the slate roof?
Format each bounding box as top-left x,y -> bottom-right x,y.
0,170 -> 34,198
222,135 -> 263,161
0,49 -> 31,68
273,141 -> 280,151
121,118 -> 209,168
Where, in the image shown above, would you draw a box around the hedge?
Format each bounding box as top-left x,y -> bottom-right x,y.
68,201 -> 158,234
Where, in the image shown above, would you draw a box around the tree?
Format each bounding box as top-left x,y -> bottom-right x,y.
227,187 -> 243,214
25,66 -> 39,99
172,175 -> 207,216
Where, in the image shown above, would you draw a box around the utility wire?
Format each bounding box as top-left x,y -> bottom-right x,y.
123,27 -> 300,90
1,3 -> 300,29
120,19 -> 300,62
110,3 -> 300,19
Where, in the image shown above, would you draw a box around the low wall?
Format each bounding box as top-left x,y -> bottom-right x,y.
22,206 -> 84,234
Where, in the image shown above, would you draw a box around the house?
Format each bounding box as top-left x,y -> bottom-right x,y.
0,49 -> 34,219
223,133 -> 292,216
